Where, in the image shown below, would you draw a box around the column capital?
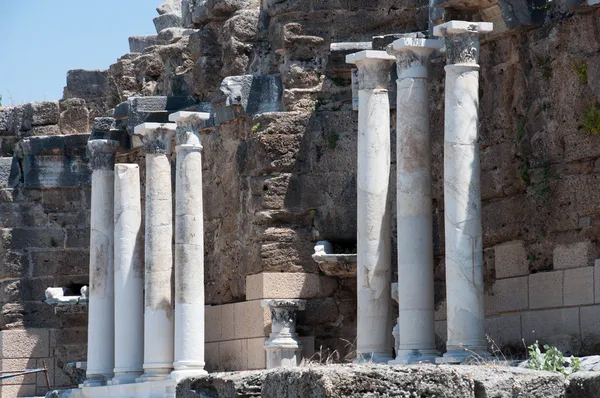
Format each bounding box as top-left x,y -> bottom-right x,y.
346,50 -> 395,90
87,139 -> 119,171
168,111 -> 211,149
388,38 -> 443,79
433,21 -> 493,65
133,122 -> 177,154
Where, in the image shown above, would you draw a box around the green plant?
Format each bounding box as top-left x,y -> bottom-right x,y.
570,58 -> 588,85
534,2 -> 552,11
536,56 -> 552,80
519,159 -> 531,186
327,132 -> 339,149
251,123 -> 261,133
527,341 -> 581,375
308,209 -> 317,218
0,94 -> 3,107
528,254 -> 537,264
582,103 -> 600,136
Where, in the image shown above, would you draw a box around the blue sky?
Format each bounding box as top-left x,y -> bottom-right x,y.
0,0 -> 162,105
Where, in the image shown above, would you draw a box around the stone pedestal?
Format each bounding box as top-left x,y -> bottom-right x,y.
433,21 -> 493,364
133,122 -> 177,380
261,300 -> 306,368
387,37 -> 442,365
346,50 -> 395,363
168,111 -> 211,380
111,164 -> 144,385
85,139 -> 120,386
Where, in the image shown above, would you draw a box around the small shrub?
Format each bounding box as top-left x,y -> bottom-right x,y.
527,341 -> 581,375
251,123 -> 261,133
570,58 -> 588,85
582,103 -> 600,136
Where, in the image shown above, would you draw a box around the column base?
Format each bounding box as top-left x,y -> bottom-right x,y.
138,366 -> 172,382
389,349 -> 440,365
81,376 -> 108,387
354,352 -> 394,364
169,368 -> 208,381
436,347 -> 489,364
109,372 -> 142,385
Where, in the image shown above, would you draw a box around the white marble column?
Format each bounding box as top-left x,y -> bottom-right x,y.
261,300 -> 306,368
133,122 -> 177,380
388,37 -> 442,365
111,164 -> 144,384
433,21 -> 493,363
85,139 -> 120,386
168,111 -> 210,379
346,50 -> 395,363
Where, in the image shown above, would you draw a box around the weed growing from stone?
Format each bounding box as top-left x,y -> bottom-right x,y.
582,103 -> 600,136
527,341 -> 581,375
251,123 -> 261,133
570,58 -> 588,85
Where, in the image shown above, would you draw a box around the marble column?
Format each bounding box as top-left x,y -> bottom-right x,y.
168,111 -> 211,379
346,50 -> 395,363
387,37 -> 442,365
111,164 -> 144,384
433,21 -> 493,363
133,122 -> 177,380
85,139 -> 120,386
261,300 -> 306,368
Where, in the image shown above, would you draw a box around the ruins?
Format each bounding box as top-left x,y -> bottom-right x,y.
2,0 -> 600,396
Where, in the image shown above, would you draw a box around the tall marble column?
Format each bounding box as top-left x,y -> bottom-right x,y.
168,111 -> 210,379
388,37 -> 442,365
346,50 -> 395,363
133,122 -> 177,380
433,21 -> 493,363
85,139 -> 120,386
111,164 -> 144,384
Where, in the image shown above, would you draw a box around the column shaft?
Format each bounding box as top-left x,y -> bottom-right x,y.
169,112 -> 210,378
434,21 -> 493,363
112,164 -> 144,384
347,51 -> 395,362
85,139 -> 119,386
389,38 -> 442,364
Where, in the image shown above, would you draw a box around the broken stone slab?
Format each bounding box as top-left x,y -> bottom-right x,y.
0,157 -> 21,188
372,32 -> 427,51
311,241 -> 357,278
567,371 -> 600,397
153,12 -> 182,33
129,35 -> 160,53
23,101 -> 60,126
176,371 -> 265,398
63,69 -> 110,103
157,0 -> 182,15
18,134 -> 91,187
212,75 -> 284,125
157,27 -> 196,44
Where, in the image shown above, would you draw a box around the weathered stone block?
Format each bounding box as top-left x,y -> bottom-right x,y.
63,69 -> 109,103
595,260 -> 600,304
234,300 -> 270,340
26,101 -> 60,126
521,308 -> 580,355
564,267 -> 594,306
153,13 -> 182,33
495,240 -> 529,279
205,342 -> 219,372
213,75 -> 284,124
219,339 -> 245,371
567,371 -> 600,397
0,250 -> 28,279
554,241 -> 597,270
1,228 -> 64,249
31,250 -> 88,277
247,337 -> 267,369
205,305 -> 221,343
0,358 -> 36,385
1,328 -> 50,358
489,276 -> 528,313
41,188 -> 85,214
28,125 -> 62,137
246,272 -> 337,301
485,315 -> 522,351
128,35 -> 160,53
529,271 -> 563,309
221,303 -> 235,341
580,305 -> 600,352
0,203 -> 47,228
0,384 -> 36,397
0,157 -> 20,189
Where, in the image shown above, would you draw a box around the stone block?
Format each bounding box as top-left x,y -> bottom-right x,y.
435,320 -> 446,351
205,342 -> 219,372
234,300 -> 270,339
554,241 -> 597,270
485,315 -> 522,352
219,339 -> 245,371
488,276 -> 528,313
581,305 -> 600,350
36,358 -> 54,387
0,358 -> 37,385
213,75 -> 284,124
41,188 -> 85,214
567,371 -> 600,397
128,35 -> 160,53
564,267 -> 594,306
521,308 -> 580,355
221,303 -> 235,341
247,337 -> 267,370
29,124 -> 62,137
153,13 -> 182,33
27,101 -> 60,126
63,69 -> 109,104
0,384 -> 36,397
2,227 -> 65,249
59,98 -> 90,135
595,260 -> 600,304
65,227 -> 89,248
529,271 -> 563,309
246,272 -> 337,301
0,329 -> 50,358
91,117 -> 115,133
31,250 -> 88,277
0,250 -> 28,279
205,305 -> 221,343
0,157 -> 20,189
495,240 -> 529,279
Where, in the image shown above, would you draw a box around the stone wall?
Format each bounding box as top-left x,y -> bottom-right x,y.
0,102 -> 94,396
